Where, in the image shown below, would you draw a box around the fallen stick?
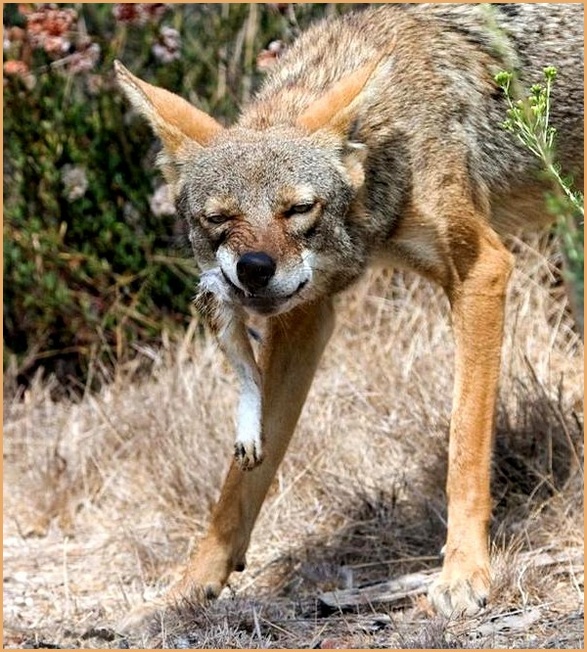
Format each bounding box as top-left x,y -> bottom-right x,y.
318,547 -> 583,610
319,568 -> 438,610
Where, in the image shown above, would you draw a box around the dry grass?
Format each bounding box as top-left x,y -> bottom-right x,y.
3,234 -> 583,649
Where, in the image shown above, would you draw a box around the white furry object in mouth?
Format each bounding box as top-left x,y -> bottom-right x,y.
198,267 -> 235,304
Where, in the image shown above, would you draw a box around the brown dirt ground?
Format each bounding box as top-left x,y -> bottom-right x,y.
3,236 -> 584,648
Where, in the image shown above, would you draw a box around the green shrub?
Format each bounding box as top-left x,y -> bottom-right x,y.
4,56 -> 194,388
3,3 -> 357,390
496,68 -> 584,337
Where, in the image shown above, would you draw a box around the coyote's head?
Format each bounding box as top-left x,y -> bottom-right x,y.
115,61 -> 377,316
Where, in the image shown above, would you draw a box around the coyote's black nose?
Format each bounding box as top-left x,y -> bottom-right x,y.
236,252 -> 276,292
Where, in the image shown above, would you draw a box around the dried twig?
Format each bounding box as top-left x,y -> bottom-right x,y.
319,547 -> 583,610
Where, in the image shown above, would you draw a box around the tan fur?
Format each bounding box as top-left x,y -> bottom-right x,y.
113,61 -> 223,150
115,4 -> 583,625
297,55 -> 386,134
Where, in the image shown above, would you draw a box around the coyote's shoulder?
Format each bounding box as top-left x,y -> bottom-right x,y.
244,3 -> 583,223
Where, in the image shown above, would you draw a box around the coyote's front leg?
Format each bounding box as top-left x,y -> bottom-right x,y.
167,298 -> 335,603
428,217 -> 514,617
120,287 -> 336,637
196,269 -> 263,470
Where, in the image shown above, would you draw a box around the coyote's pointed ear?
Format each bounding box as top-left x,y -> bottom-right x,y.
114,60 -> 223,154
297,56 -> 383,190
296,55 -> 382,137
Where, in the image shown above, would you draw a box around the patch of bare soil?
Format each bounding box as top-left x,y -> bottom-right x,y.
3,237 -> 583,648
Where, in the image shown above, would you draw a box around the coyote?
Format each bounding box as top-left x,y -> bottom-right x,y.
116,3 -> 583,619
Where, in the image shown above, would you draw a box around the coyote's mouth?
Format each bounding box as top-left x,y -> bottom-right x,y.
221,269 -> 308,315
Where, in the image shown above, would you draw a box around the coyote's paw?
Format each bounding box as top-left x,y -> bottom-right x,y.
117,598 -> 167,639
234,439 -> 264,471
117,580 -> 223,640
428,564 -> 490,618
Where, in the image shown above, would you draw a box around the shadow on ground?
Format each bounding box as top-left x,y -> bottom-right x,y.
114,388 -> 582,649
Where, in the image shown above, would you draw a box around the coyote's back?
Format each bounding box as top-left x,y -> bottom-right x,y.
245,3 -> 583,236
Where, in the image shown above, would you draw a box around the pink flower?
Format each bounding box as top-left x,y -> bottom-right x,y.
26,5 -> 77,56
3,58 -> 35,88
4,26 -> 26,51
112,3 -> 168,25
66,43 -> 101,75
3,59 -> 29,76
152,26 -> 181,64
61,165 -> 88,202
112,4 -> 141,23
256,40 -> 286,71
267,4 -> 290,14
149,185 -> 175,217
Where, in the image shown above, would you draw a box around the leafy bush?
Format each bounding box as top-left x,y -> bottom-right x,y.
496,68 -> 584,337
3,3 -> 356,390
